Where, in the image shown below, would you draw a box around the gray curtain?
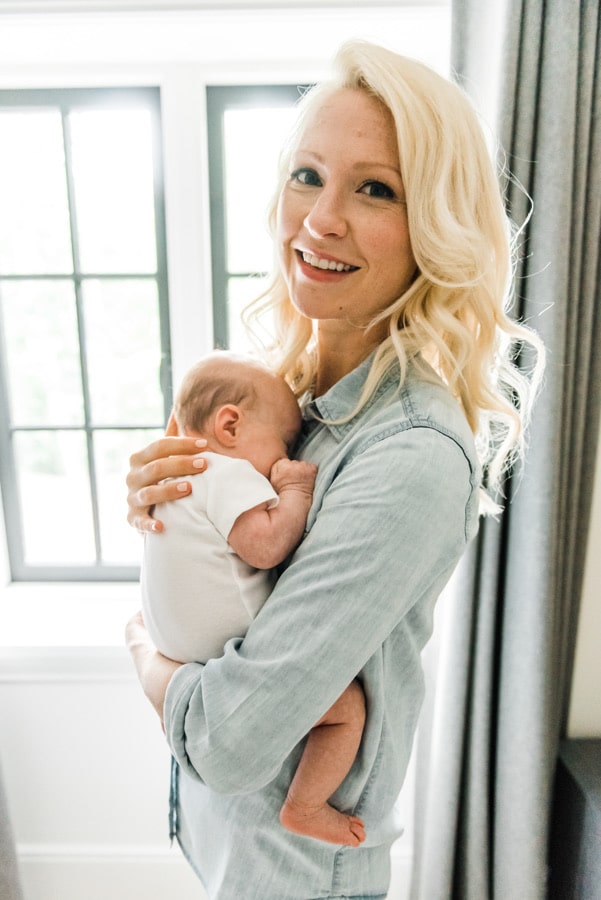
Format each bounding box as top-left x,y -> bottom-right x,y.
0,760 -> 23,900
411,1 -> 601,898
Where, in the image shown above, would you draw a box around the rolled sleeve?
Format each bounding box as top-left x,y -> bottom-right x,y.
164,423 -> 476,794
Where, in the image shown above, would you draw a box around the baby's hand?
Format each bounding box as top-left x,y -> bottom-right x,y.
270,459 -> 317,496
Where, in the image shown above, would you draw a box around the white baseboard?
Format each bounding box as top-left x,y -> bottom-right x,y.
17,842 -> 412,900
17,844 -> 206,900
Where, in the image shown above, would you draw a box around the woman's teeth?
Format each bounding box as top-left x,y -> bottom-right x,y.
302,252 -> 355,272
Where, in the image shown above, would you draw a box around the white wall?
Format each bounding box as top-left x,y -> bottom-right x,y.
0,648 -> 204,900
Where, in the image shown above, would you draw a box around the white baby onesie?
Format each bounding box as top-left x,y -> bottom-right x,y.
141,452 -> 279,663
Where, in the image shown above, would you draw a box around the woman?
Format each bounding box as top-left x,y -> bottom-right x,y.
126,40 -> 543,900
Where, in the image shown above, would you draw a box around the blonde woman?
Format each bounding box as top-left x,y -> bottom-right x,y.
126,40 -> 543,900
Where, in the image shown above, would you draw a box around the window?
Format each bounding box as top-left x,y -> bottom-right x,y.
0,82 -> 306,583
0,88 -> 171,581
206,85 -> 307,352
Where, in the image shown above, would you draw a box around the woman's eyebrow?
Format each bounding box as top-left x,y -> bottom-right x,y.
294,151 -> 401,177
351,162 -> 402,177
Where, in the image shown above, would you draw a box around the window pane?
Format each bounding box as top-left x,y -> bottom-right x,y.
82,278 -> 164,426
1,280 -> 84,427
0,109 -> 73,274
227,274 -> 270,354
14,430 -> 95,565
95,428 -> 162,564
0,88 -> 169,581
224,106 -> 297,275
69,108 -> 157,273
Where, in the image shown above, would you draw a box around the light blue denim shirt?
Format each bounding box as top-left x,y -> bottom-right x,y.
164,354 -> 480,900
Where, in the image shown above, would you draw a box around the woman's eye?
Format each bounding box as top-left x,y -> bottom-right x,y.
290,167 -> 322,187
359,180 -> 396,200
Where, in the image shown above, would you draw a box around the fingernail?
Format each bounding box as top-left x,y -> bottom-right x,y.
177,481 -> 190,492
193,457 -> 205,469
195,439 -> 207,447
151,521 -> 159,532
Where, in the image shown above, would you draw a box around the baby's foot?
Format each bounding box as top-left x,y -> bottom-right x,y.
280,798 -> 366,846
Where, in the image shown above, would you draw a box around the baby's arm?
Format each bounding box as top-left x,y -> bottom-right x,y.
227,459 -> 317,569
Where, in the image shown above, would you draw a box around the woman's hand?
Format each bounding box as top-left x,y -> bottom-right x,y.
126,414 -> 208,533
125,611 -> 183,728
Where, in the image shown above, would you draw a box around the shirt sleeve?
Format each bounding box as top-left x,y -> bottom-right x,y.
204,456 -> 279,540
164,425 -> 476,794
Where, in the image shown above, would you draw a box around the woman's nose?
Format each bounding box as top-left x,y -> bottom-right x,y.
303,187 -> 348,239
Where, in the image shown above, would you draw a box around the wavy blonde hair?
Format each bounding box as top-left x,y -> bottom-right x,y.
243,40 -> 544,507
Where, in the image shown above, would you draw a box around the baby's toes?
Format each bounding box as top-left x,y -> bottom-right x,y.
348,815 -> 366,844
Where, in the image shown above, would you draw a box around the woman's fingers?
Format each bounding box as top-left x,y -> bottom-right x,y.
129,509 -> 164,534
126,436 -> 208,531
127,479 -> 196,532
129,435 -> 206,474
141,452 -> 206,487
125,609 -> 146,640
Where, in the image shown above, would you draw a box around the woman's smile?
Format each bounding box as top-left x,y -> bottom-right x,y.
296,249 -> 360,277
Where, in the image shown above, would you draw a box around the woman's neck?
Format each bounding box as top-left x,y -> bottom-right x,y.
314,321 -> 387,397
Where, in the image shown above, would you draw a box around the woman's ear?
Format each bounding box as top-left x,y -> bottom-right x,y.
213,404 -> 242,447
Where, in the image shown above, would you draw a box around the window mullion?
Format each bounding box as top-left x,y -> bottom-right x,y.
0,299 -> 28,577
206,90 -> 229,350
150,94 -> 173,420
61,106 -> 103,565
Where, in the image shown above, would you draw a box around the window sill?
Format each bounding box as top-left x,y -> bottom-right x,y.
0,580 -> 141,651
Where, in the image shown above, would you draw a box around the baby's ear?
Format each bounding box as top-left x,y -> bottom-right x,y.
213,404 -> 242,446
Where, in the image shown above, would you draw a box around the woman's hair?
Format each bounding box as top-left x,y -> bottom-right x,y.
243,39 -> 544,510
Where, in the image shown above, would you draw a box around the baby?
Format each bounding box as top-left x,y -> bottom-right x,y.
141,351 -> 366,846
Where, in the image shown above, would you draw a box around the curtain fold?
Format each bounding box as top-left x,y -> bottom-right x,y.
411,1 -> 601,897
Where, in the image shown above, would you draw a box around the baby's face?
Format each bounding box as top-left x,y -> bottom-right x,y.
239,378 -> 302,478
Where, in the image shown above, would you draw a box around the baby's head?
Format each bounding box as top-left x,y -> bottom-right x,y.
173,351 -> 302,477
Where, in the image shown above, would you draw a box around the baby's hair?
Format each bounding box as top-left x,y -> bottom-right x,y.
243,39 -> 544,510
173,351 -> 274,435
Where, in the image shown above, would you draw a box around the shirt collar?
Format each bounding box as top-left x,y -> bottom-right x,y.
302,352 -> 401,440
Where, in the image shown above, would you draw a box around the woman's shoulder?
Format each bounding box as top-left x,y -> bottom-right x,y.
309,354 -> 478,475
401,366 -> 474,441
359,364 -> 477,463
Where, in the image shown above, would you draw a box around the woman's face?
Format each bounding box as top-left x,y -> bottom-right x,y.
277,88 -> 417,330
